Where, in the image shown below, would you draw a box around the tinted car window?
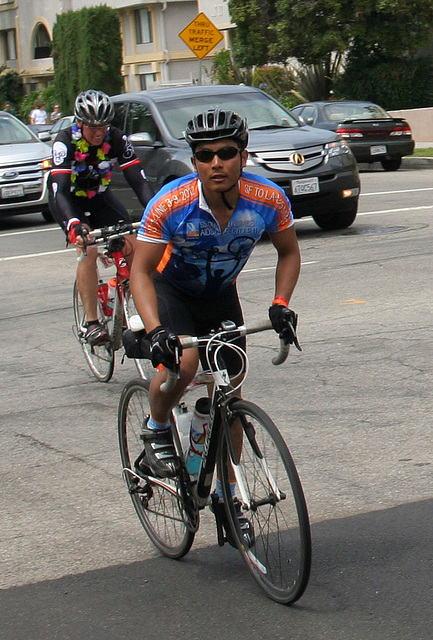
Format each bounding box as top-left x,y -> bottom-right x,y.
323,102 -> 390,120
112,102 -> 129,130
299,106 -> 317,123
156,92 -> 300,139
126,102 -> 160,142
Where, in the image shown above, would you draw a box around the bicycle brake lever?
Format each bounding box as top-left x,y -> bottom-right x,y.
77,228 -> 89,263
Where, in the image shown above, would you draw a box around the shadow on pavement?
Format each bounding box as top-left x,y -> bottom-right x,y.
2,499 -> 432,640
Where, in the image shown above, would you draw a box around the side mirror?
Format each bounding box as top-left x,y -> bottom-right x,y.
129,132 -> 159,147
38,131 -> 51,142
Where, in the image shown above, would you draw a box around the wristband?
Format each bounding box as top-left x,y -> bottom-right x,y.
67,218 -> 81,231
272,296 -> 288,307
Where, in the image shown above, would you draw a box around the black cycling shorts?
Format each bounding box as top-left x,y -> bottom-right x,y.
153,273 -> 246,376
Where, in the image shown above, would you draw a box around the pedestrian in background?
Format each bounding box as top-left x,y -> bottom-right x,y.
50,104 -> 62,123
30,101 -> 47,125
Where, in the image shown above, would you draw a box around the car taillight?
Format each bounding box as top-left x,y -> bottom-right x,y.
337,127 -> 363,138
390,124 -> 412,136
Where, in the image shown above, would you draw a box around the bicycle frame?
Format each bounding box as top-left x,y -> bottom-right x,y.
74,221 -> 149,381
170,321 -> 288,509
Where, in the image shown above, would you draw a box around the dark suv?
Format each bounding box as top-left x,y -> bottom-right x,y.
111,85 -> 360,230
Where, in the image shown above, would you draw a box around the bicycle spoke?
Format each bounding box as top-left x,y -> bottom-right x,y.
118,379 -> 196,558
73,281 -> 114,382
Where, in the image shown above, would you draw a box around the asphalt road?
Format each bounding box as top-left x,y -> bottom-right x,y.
1,166 -> 432,640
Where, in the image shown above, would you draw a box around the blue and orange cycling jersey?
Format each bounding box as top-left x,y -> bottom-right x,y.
137,171 -> 294,298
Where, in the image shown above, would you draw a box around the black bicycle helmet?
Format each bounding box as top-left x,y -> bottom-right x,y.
185,108 -> 249,150
74,90 -> 114,125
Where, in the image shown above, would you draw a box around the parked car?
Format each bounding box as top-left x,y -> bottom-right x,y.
27,123 -> 52,137
0,111 -> 52,221
291,100 -> 415,171
44,115 -> 75,144
110,85 -> 360,231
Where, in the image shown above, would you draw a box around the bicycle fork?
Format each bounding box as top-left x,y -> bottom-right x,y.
227,412 -> 286,511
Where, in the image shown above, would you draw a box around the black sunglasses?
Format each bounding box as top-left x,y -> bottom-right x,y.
194,146 -> 241,163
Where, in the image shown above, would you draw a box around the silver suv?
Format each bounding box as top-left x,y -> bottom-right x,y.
111,85 -> 360,230
0,111 -> 52,222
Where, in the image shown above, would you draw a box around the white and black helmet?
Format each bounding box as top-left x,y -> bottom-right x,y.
74,90 -> 114,125
185,108 -> 248,150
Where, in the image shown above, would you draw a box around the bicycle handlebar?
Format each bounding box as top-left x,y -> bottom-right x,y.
77,222 -> 140,262
160,320 -> 298,393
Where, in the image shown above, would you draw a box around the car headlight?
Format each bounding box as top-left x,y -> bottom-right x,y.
42,158 -> 52,170
325,140 -> 351,158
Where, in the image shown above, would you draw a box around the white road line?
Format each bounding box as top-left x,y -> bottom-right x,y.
0,225 -> 59,238
0,248 -> 72,262
357,205 -> 433,216
360,187 -> 433,197
243,261 -> 316,273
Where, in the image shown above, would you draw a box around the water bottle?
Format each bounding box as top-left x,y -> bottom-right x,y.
186,397 -> 211,476
173,403 -> 193,457
129,314 -> 145,332
107,277 -> 117,311
97,280 -> 111,316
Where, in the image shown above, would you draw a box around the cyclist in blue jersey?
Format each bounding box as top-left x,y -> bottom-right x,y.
130,108 -> 301,541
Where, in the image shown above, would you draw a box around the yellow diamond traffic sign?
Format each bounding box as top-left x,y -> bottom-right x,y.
179,12 -> 224,60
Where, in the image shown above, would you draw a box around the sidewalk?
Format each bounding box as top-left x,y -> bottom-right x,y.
415,142 -> 433,148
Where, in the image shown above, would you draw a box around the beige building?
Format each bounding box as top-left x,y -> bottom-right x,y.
0,0 -> 234,93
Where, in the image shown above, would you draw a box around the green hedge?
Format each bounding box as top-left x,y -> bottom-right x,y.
52,5 -> 123,114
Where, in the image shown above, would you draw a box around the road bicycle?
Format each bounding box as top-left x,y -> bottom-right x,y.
118,320 -> 311,604
72,221 -> 154,383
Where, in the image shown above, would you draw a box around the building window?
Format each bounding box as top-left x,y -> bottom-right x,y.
33,24 -> 52,59
134,8 -> 152,44
139,73 -> 156,90
1,30 -> 17,61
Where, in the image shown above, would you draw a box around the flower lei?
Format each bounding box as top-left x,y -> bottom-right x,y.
70,123 -> 112,198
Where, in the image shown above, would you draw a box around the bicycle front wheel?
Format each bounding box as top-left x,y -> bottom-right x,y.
73,281 -> 114,382
220,400 -> 311,605
118,378 -> 196,559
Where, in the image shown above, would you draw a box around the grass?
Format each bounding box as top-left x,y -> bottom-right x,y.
413,147 -> 433,157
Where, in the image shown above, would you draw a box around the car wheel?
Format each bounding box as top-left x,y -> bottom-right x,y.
380,157 -> 402,171
312,203 -> 357,231
42,209 -> 54,223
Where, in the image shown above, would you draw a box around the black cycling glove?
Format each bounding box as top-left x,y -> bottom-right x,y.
145,326 -> 182,369
122,329 -> 150,359
268,304 -> 301,350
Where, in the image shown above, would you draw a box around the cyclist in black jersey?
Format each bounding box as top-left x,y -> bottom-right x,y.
49,89 -> 153,345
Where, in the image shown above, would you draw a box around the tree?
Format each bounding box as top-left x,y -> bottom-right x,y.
227,0 -> 433,106
228,0 -> 278,67
269,0 -> 433,64
0,67 -> 23,109
52,5 -> 123,114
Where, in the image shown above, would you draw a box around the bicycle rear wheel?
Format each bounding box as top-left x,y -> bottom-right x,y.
118,378 -> 196,559
73,281 -> 114,382
220,399 -> 311,604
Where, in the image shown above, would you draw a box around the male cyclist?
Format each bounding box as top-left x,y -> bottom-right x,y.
130,109 -> 301,544
49,89 -> 153,345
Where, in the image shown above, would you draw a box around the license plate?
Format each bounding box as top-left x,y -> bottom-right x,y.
370,145 -> 387,156
292,177 -> 319,195
1,185 -> 24,198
